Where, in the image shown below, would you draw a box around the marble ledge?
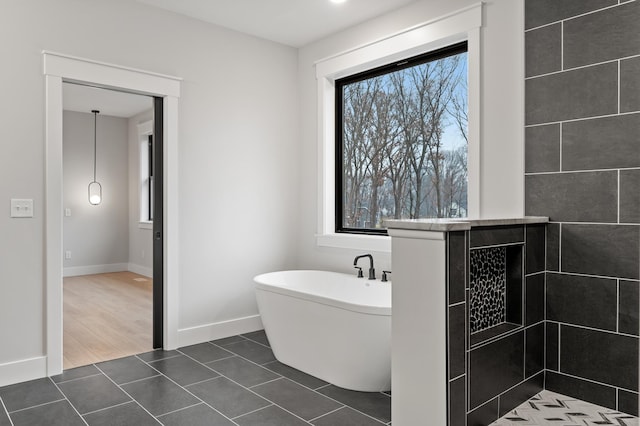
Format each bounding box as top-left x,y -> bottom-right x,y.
383,216 -> 549,232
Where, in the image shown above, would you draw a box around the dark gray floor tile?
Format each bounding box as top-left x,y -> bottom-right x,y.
51,365 -> 101,383
620,280 -> 639,336
0,378 -> 64,412
546,273 -> 617,331
83,401 -> 159,426
525,0 -> 616,29
222,340 -> 276,365
137,350 -> 180,362
9,400 -> 85,426
252,378 -> 342,421
525,62 -> 618,125
546,371 -> 616,410
564,1 -> 640,69
235,405 -> 308,426
317,385 -> 391,424
97,356 -> 159,385
561,224 -> 640,280
262,361 -> 328,390
525,23 -> 561,77
0,400 -> 10,426
525,172 -> 618,223
562,114 -> 640,171
620,170 -> 640,224
179,343 -> 234,363
621,57 -> 640,113
312,407 -> 385,426
57,374 -> 130,415
157,403 -> 235,426
211,335 -> 247,346
241,330 -> 270,347
207,356 -> 279,387
149,354 -> 219,386
122,375 -> 199,416
187,377 -> 269,418
525,124 -> 560,173
560,325 -> 638,391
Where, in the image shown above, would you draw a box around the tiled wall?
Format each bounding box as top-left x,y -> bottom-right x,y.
524,0 -> 639,415
446,225 -> 546,426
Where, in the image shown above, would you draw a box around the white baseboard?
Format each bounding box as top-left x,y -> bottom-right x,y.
0,356 -> 47,387
63,263 -> 129,277
177,315 -> 264,348
127,263 -> 152,278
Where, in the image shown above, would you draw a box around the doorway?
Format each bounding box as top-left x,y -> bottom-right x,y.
44,51 -> 181,376
61,84 -> 159,368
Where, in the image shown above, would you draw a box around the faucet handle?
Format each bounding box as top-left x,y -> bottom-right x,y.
354,266 -> 364,278
381,270 -> 391,282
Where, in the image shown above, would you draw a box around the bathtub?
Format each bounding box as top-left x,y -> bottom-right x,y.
254,270 -> 391,392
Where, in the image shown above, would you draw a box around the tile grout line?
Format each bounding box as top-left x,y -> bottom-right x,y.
92,364 -> 164,425
0,397 -> 15,426
525,110 -> 640,128
52,372 -> 105,385
155,402 -> 206,419
81,400 -> 135,417
524,1 -> 631,33
47,378 -> 90,426
4,397 -> 67,415
118,374 -> 162,387
229,404 -> 275,421
550,369 -> 639,396
307,406 -> 346,423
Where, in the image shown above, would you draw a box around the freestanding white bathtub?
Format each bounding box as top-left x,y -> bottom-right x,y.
254,270 -> 391,392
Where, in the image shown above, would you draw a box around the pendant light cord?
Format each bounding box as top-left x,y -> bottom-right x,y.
92,110 -> 99,182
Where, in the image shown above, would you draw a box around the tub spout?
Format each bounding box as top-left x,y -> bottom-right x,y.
353,254 -> 376,280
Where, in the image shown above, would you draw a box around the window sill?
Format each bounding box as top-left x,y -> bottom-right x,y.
138,221 -> 153,230
316,233 -> 391,253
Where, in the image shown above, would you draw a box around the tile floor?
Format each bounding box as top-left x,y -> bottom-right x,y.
491,389 -> 639,426
0,331 -> 391,426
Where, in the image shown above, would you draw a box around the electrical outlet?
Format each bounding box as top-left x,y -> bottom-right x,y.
65,251 -> 72,260
65,208 -> 71,217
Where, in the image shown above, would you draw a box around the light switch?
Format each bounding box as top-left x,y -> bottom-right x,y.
11,199 -> 34,218
65,208 -> 71,217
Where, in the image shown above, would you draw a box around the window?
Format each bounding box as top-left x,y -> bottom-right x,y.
315,3 -> 481,250
336,43 -> 468,234
138,120 -> 153,225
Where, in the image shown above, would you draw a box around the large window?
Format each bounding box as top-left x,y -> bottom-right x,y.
336,42 -> 468,234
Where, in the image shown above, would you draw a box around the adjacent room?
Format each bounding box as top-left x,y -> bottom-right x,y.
0,0 -> 637,425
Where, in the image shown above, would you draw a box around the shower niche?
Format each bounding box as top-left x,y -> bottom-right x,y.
469,243 -> 523,346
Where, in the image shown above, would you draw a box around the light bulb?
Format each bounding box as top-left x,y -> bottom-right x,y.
88,181 -> 102,205
89,194 -> 101,205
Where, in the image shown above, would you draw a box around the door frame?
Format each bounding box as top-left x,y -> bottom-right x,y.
43,51 -> 181,375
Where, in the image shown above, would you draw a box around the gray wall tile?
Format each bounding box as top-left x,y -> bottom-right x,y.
621,57 -> 640,113
470,225 -> 524,247
526,23 -> 562,77
562,114 -> 640,171
525,0 -> 617,29
525,124 -> 560,173
561,224 -> 640,280
621,169 -> 640,223
526,224 -> 546,274
526,63 -> 618,125
560,325 -> 638,391
564,1 -> 640,69
618,389 -> 639,416
498,373 -> 543,417
619,280 -> 639,336
449,304 -> 465,379
546,223 -> 560,271
547,273 -> 618,331
545,371 -> 617,409
525,274 -> 544,326
546,322 -> 559,371
525,172 -> 618,222
525,323 -> 545,377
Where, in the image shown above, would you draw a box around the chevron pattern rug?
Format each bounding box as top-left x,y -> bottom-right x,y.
490,390 -> 638,426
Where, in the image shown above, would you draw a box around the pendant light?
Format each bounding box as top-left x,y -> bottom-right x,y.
88,110 -> 102,205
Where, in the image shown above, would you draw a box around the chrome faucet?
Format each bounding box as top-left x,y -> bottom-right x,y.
353,254 -> 376,280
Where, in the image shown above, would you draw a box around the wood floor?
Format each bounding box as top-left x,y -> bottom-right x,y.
63,271 -> 153,370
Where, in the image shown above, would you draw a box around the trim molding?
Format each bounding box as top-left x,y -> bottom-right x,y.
128,263 -> 153,278
63,263 -> 129,277
177,315 -> 264,348
0,356 -> 47,388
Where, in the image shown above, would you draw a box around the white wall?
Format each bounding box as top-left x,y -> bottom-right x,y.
128,109 -> 154,278
0,0 -> 298,370
63,111 -> 130,275
296,0 -> 524,272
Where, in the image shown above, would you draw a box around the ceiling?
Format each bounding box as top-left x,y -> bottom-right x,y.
135,0 -> 419,47
63,84 -> 153,118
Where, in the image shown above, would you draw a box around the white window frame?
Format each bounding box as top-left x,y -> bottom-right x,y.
138,120 -> 153,228
315,3 -> 482,252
